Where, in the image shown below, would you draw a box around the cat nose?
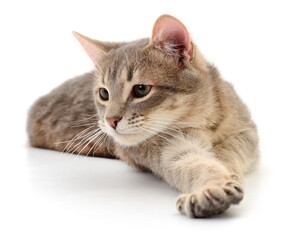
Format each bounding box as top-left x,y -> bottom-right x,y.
106,116 -> 122,129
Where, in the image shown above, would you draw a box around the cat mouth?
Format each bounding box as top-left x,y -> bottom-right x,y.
107,127 -> 151,146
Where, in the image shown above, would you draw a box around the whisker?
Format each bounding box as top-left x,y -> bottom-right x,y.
66,131 -> 98,154
144,119 -> 197,139
65,128 -> 100,153
60,126 -> 97,153
104,135 -> 113,156
144,121 -> 185,135
90,133 -> 107,157
148,121 -> 198,142
69,123 -> 98,128
140,126 -> 173,143
84,132 -> 105,157
143,122 -> 182,135
146,117 -> 190,126
141,123 -> 192,144
68,130 -> 102,155
68,114 -> 98,128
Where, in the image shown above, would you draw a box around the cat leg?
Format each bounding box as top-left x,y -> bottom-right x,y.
160,130 -> 258,218
174,157 -> 244,218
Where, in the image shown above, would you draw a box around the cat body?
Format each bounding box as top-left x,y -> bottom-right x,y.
28,15 -> 259,218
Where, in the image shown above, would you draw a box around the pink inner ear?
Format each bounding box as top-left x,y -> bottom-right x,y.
158,22 -> 189,49
72,31 -> 104,63
152,15 -> 192,59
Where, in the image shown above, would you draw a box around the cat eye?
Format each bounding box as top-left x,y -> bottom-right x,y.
132,85 -> 152,98
99,88 -> 109,101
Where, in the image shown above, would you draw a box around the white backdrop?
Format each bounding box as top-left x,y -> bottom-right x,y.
0,0 -> 282,239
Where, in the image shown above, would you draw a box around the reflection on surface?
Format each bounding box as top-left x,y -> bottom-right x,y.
1,146 -> 267,239
26,147 -> 179,210
24,146 -> 263,217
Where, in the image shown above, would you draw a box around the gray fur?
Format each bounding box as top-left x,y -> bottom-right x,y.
28,15 -> 259,218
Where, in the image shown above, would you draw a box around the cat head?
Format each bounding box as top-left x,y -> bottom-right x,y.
73,15 -> 213,146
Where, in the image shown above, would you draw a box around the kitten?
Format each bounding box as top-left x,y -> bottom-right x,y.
27,15 -> 259,218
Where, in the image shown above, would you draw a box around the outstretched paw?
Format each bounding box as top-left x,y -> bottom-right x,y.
176,177 -> 243,218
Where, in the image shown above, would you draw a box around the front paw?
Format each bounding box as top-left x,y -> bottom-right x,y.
176,180 -> 243,218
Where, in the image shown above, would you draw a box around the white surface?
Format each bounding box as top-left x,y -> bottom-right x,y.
1,0 -> 283,239
0,146 -> 280,239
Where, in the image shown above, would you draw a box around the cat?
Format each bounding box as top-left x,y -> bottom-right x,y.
27,14 -> 259,218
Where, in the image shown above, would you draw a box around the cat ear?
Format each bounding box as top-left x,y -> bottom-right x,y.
151,15 -> 194,61
72,31 -> 106,63
73,32 -> 126,63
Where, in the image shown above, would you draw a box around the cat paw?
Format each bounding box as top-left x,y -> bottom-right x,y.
176,179 -> 243,218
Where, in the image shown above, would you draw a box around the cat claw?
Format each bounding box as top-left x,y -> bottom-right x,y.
176,181 -> 244,218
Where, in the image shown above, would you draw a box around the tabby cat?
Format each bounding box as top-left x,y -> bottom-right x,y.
28,15 -> 259,218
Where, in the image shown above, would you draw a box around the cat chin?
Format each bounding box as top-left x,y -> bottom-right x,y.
101,123 -> 153,146
110,132 -> 151,147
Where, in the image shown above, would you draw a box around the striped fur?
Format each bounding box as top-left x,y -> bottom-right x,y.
27,15 -> 259,218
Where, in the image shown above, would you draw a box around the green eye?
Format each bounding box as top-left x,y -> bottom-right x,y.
99,88 -> 109,101
132,85 -> 151,98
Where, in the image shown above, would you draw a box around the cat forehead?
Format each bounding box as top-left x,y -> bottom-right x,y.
94,37 -> 184,90
107,38 -> 149,61
98,43 -> 150,86
101,65 -> 152,96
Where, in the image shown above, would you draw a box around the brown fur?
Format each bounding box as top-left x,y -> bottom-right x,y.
27,15 -> 259,218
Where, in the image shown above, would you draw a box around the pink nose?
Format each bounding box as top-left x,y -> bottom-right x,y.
106,116 -> 121,129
